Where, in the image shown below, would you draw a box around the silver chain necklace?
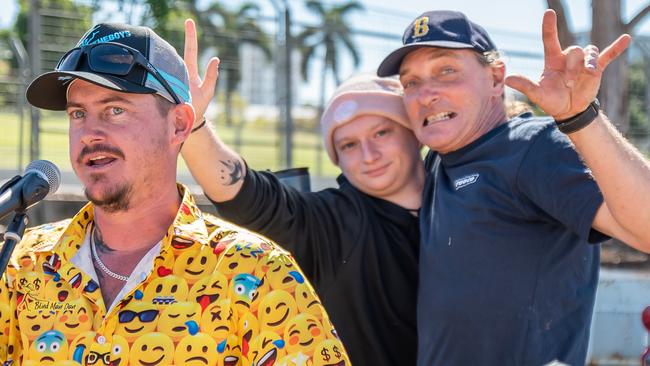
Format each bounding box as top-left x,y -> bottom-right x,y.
91,225 -> 129,282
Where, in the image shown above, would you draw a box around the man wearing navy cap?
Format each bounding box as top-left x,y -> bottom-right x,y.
378,9 -> 650,365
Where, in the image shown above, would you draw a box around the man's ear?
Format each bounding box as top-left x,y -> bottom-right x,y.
170,103 -> 195,146
489,62 -> 506,97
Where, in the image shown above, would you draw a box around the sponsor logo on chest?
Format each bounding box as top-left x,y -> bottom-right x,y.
454,173 -> 480,190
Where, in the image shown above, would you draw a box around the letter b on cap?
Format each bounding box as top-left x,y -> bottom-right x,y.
413,16 -> 429,38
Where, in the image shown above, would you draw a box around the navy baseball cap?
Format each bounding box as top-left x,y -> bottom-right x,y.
377,10 -> 497,76
26,23 -> 191,110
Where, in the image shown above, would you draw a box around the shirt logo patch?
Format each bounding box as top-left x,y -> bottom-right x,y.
454,173 -> 479,190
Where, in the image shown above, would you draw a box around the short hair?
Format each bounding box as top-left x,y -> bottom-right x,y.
475,50 -> 502,67
154,94 -> 175,117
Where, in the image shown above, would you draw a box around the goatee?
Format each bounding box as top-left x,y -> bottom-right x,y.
85,180 -> 133,213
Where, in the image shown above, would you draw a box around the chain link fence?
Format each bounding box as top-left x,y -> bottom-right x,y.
1,0 -> 648,181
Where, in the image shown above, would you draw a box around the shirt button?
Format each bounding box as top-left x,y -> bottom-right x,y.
97,335 -> 106,344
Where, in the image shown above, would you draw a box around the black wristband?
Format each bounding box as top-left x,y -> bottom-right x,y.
191,117 -> 207,133
554,99 -> 600,134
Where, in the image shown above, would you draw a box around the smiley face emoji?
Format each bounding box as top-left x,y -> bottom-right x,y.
44,276 -> 78,303
143,274 -> 189,307
109,334 -> 129,366
216,334 -> 241,366
188,271 -> 228,311
19,309 -> 56,340
230,273 -> 268,314
219,243 -> 262,279
115,301 -> 159,342
255,254 -> 304,292
27,330 -> 68,365
84,338 -> 111,366
294,283 -> 323,318
173,247 -> 218,285
68,331 -> 95,362
249,331 -> 286,366
62,266 -> 84,293
83,335 -> 129,366
200,299 -> 237,340
0,303 -> 11,344
283,313 -> 325,354
312,339 -> 349,366
0,277 -> 10,303
129,332 -> 174,366
259,290 -> 298,335
54,297 -> 93,339
237,311 -> 259,350
174,332 -> 218,366
157,301 -> 201,342
169,235 -> 196,254
153,252 -> 175,278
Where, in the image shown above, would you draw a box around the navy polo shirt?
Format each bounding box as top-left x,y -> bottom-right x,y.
417,116 -> 608,365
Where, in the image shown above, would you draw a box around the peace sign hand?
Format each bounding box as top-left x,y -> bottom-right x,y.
184,18 -> 220,124
505,9 -> 631,120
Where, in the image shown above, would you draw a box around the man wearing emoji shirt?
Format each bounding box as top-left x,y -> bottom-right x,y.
0,22 -> 349,366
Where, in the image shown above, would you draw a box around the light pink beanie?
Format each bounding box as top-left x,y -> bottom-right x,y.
320,73 -> 411,165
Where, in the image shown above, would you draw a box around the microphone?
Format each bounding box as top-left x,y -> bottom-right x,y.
0,160 -> 61,221
0,160 -> 60,276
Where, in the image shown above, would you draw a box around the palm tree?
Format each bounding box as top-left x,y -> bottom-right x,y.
187,1 -> 272,126
296,0 -> 364,116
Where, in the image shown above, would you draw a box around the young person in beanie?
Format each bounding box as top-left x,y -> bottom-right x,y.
182,20 -> 423,366
1,22 -> 347,365
378,9 -> 650,365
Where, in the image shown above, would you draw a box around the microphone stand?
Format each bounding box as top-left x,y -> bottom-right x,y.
0,210 -> 28,277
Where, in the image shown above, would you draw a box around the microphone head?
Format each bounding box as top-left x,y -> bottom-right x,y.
25,160 -> 61,197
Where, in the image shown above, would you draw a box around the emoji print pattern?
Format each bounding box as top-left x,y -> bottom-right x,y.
0,185 -> 350,366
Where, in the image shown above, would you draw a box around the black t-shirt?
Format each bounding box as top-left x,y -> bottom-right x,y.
418,116 -> 608,366
215,170 -> 419,366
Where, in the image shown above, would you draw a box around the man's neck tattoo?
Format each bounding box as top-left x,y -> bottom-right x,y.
219,159 -> 243,185
93,225 -> 115,254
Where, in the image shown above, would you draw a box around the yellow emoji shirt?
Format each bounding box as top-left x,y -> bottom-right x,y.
0,185 -> 350,366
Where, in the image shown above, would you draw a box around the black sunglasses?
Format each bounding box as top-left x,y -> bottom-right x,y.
56,42 -> 182,104
118,309 -> 159,323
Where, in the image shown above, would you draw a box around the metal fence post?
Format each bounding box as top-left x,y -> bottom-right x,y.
9,37 -> 29,172
269,0 -> 294,169
28,0 -> 41,162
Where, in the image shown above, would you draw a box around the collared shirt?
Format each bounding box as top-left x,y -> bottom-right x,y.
417,117 -> 606,366
0,184 -> 349,366
71,226 -> 162,313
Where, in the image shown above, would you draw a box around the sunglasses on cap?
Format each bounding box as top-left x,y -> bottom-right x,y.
56,42 -> 182,104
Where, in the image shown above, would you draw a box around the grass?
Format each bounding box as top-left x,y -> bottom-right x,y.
0,110 -> 341,178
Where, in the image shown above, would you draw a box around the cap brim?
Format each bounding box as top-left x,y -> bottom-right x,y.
377,41 -> 474,77
26,71 -> 156,111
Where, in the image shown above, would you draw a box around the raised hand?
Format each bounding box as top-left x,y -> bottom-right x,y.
184,18 -> 220,124
505,9 -> 631,120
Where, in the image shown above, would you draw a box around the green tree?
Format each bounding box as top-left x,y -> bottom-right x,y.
14,0 -> 92,73
628,61 -> 648,141
296,0 -> 364,115
546,0 -> 650,134
186,1 -> 271,126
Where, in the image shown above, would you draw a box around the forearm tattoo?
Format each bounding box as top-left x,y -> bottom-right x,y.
219,159 -> 243,186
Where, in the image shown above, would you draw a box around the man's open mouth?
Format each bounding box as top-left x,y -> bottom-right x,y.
424,111 -> 456,126
87,155 -> 117,167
